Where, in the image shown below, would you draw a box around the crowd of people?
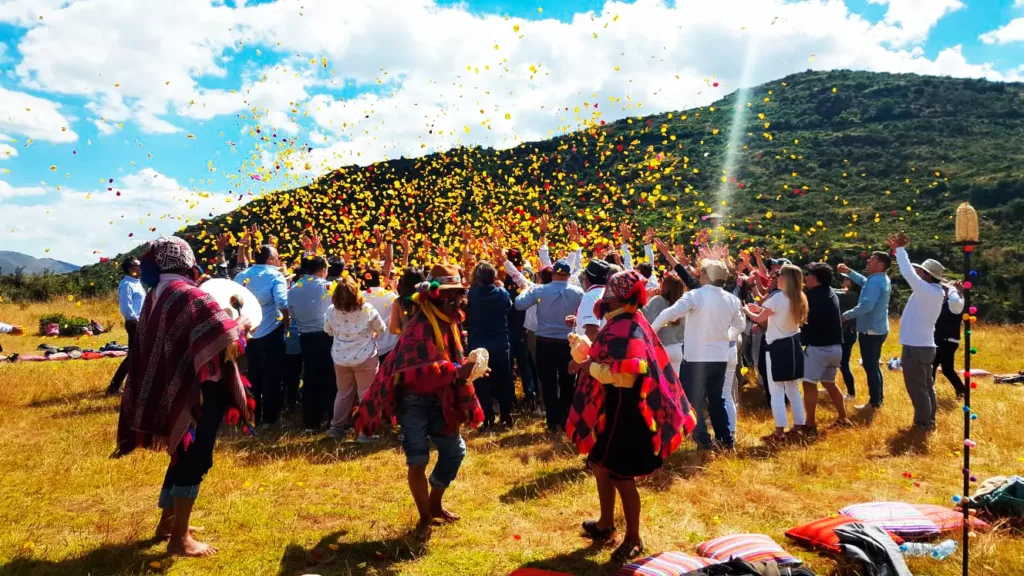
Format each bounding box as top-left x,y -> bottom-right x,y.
106,218 -> 967,559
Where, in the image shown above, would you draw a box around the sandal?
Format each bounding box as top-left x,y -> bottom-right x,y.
581,520 -> 616,540
611,539 -> 645,563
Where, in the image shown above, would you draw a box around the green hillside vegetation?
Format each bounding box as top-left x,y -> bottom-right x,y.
10,69 -> 1024,320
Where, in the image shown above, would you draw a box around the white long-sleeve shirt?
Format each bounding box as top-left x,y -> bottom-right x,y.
0,322 -> 15,334
652,284 -> 745,362
895,247 -> 946,348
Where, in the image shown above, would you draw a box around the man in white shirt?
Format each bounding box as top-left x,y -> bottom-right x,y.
652,260 -> 745,450
890,232 -> 951,431
361,268 -> 400,362
572,259 -> 611,341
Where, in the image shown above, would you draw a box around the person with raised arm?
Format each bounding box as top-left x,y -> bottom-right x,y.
889,232 -> 949,431
651,257 -> 744,451
837,250 -> 892,411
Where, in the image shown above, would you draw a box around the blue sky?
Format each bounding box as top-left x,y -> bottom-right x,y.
1,0 -> 1022,264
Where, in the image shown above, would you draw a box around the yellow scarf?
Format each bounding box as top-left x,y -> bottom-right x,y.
412,294 -> 461,362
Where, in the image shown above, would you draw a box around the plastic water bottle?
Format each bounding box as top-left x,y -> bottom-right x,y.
900,540 -> 957,560
929,539 -> 957,560
900,542 -> 933,557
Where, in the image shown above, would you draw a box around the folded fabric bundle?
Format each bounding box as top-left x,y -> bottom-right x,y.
786,515 -> 903,553
617,551 -> 719,575
834,523 -> 912,576
838,502 -> 940,539
678,559 -> 816,575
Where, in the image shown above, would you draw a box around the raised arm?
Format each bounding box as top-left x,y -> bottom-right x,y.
651,291 -> 697,331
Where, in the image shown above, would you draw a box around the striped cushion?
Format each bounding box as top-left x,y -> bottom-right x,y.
912,504 -> 991,533
839,502 -> 940,537
615,552 -> 719,575
696,534 -> 801,565
786,514 -> 904,552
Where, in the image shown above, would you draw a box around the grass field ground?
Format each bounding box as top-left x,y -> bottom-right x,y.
0,298 -> 1022,576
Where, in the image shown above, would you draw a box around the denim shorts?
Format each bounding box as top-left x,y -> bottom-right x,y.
397,392 -> 467,488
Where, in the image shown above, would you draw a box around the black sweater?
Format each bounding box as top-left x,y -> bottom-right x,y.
801,285 -> 843,347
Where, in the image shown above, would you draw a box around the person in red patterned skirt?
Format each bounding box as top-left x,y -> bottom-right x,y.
567,269 -> 697,563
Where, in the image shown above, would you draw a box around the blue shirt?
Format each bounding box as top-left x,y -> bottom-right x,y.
466,285 -> 512,349
514,280 -> 584,340
234,264 -> 289,339
842,270 -> 891,335
287,275 -> 333,335
118,276 -> 146,322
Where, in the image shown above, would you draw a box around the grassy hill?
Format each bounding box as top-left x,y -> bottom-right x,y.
18,69 -> 1024,319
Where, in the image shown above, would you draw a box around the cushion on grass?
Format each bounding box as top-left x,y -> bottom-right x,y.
786,514 -> 904,553
912,504 -> 991,533
838,502 -> 940,538
696,534 -> 801,565
615,551 -> 720,575
509,570 -> 575,576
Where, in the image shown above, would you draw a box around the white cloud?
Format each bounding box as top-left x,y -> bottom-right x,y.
980,18 -> 1024,45
0,86 -> 77,143
5,0 -> 1004,146
0,134 -> 16,160
0,180 -> 45,199
0,168 -> 237,263
867,0 -> 965,45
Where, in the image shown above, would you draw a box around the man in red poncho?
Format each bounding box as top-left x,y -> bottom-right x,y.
356,264 -> 486,541
115,236 -> 253,557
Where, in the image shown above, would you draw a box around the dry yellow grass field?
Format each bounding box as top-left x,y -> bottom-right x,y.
0,298 -> 1022,576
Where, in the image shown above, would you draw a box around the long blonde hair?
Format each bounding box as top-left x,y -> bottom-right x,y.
778,264 -> 808,326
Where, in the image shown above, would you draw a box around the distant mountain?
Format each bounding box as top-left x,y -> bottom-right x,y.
0,251 -> 80,275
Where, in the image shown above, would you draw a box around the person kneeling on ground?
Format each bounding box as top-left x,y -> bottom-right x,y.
355,264 -> 486,541
567,270 -> 697,563
114,236 -> 255,558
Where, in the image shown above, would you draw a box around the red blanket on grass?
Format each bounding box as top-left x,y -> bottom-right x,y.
116,279 -> 249,456
566,310 -> 696,458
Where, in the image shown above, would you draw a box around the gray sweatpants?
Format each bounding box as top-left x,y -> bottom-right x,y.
902,345 -> 937,428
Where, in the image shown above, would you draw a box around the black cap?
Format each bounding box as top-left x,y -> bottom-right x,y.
584,259 -> 611,285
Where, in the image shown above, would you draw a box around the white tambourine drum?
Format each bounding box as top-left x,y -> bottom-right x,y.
465,348 -> 490,384
201,278 -> 263,333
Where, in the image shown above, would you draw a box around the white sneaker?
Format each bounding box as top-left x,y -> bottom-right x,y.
844,394 -> 856,402
356,433 -> 380,444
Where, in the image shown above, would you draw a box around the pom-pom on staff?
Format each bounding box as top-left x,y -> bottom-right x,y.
954,202 -> 979,576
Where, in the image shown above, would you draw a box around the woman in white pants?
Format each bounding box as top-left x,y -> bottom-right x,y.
723,330 -> 740,434
743,265 -> 809,443
325,275 -> 387,441
643,272 -> 686,376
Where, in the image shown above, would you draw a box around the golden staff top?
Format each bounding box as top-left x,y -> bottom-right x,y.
955,202 -> 979,244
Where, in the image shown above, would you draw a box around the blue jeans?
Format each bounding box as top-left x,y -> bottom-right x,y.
680,361 -> 731,449
397,393 -> 466,489
859,333 -> 887,407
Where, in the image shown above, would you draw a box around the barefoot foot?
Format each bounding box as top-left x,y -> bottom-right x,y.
413,520 -> 433,543
430,508 -> 460,523
167,535 -> 218,557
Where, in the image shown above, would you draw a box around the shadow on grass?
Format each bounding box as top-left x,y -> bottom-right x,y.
219,432 -> 398,467
277,530 -> 425,576
50,403 -> 119,419
937,395 -> 960,412
517,541 -> 615,575
0,538 -> 169,576
26,389 -> 105,408
736,384 -> 773,417
500,465 -> 589,503
887,426 -> 930,456
495,430 -> 552,449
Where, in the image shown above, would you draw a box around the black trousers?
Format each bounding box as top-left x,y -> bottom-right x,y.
299,332 -> 336,429
473,340 -> 513,424
933,339 -> 965,396
283,353 -> 303,409
510,333 -> 537,400
246,324 -> 285,425
106,319 -> 138,394
159,380 -> 227,507
535,338 -> 574,430
841,331 -> 858,396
